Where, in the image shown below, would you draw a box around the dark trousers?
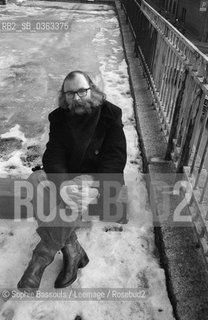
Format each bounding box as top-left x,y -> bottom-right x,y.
28,170 -> 78,253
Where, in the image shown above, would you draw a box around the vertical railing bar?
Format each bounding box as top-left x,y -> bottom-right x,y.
160,46 -> 171,103
165,69 -> 189,160
176,84 -> 201,172
194,134 -> 208,189
168,58 -> 180,118
153,35 -> 163,88
175,74 -> 193,146
189,94 -> 207,175
199,172 -> 208,203
163,50 -> 175,113
166,54 -> 178,121
178,82 -> 199,150
169,61 -> 183,124
158,39 -> 168,93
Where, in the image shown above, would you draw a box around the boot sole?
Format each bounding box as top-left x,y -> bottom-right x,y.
78,253 -> 89,268
55,273 -> 77,288
54,254 -> 89,289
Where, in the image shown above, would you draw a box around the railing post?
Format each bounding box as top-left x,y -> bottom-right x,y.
165,70 -> 188,160
176,120 -> 194,173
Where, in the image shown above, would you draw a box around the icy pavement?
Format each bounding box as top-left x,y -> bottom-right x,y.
0,2 -> 175,319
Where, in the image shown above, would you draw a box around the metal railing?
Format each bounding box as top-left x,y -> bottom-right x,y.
120,0 -> 208,228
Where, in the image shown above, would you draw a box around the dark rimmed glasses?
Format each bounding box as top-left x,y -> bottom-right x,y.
64,88 -> 91,99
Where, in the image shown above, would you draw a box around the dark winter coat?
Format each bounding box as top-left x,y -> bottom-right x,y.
43,100 -> 126,177
42,100 -> 127,222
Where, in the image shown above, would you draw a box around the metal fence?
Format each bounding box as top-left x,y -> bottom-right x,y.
120,0 -> 208,225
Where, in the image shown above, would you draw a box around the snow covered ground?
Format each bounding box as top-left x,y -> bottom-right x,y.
0,2 -> 175,319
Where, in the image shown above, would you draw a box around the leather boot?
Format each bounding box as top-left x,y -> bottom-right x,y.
17,241 -> 55,293
54,240 -> 89,288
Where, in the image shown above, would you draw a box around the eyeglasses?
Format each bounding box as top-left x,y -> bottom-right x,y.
64,88 -> 91,99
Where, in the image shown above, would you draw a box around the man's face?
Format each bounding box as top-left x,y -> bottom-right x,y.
63,74 -> 92,115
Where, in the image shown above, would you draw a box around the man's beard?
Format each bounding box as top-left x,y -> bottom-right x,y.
67,99 -> 97,115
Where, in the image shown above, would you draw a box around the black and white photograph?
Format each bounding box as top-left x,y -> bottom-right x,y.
0,0 -> 208,319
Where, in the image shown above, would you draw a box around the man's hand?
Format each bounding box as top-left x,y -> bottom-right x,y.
60,175 -> 99,213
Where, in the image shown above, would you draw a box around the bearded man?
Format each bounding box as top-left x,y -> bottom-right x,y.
17,70 -> 127,293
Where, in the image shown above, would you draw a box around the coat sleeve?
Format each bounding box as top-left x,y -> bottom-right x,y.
42,115 -> 70,189
42,124 -> 68,174
97,108 -> 127,174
